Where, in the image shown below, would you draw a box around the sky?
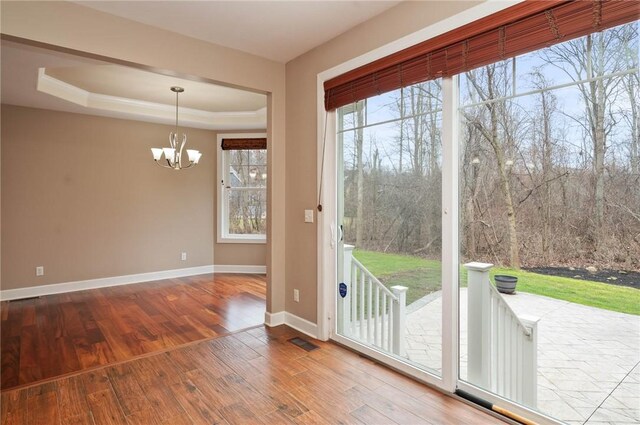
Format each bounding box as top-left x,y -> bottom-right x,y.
338,22 -> 639,174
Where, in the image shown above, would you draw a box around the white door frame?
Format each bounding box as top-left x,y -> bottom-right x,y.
315,80 -> 457,391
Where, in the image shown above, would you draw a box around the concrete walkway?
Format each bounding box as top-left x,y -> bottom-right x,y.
405,289 -> 640,425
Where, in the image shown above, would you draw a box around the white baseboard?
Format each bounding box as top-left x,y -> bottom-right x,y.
1,265 -> 215,301
284,312 -> 319,339
264,311 -> 319,339
1,264 -> 268,301
264,311 -> 286,327
214,265 -> 266,274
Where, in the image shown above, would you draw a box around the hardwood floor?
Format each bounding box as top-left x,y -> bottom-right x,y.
0,273 -> 266,391
1,325 -> 504,424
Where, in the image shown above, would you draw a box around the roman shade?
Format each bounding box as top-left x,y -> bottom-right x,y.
324,0 -> 639,111
220,138 -> 267,150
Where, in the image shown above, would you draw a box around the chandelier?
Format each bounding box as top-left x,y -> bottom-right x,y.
150,86 -> 202,170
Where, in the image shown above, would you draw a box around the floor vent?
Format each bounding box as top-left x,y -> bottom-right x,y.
288,337 -> 319,352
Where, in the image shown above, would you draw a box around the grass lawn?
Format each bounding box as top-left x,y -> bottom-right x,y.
353,249 -> 640,315
352,250 -> 443,306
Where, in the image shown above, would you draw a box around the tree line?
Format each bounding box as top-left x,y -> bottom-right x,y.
342,22 -> 639,271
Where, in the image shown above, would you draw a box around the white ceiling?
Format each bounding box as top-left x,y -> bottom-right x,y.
75,1 -> 402,63
2,1 -> 402,127
46,65 -> 266,112
1,41 -> 267,130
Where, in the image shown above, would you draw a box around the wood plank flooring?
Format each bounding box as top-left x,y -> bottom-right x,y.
0,325 -> 505,424
0,274 -> 266,391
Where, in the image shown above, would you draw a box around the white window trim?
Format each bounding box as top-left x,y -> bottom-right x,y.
216,132 -> 267,244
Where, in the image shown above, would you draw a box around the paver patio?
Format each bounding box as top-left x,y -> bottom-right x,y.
404,289 -> 640,425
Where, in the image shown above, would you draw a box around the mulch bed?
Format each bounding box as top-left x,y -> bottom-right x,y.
525,266 -> 640,289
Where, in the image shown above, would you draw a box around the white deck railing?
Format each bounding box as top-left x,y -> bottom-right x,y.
338,245 -> 408,356
465,262 -> 540,409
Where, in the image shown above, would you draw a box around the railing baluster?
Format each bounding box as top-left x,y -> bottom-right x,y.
515,319 -> 519,399
495,296 -> 501,389
381,294 -> 387,350
388,300 -> 393,352
350,264 -> 357,336
503,305 -> 508,396
511,318 -> 517,398
489,292 -> 499,391
497,303 -> 504,395
516,329 -> 522,402
359,270 -> 365,340
506,314 -> 512,398
374,285 -> 380,346
363,276 -> 368,342
367,277 -> 373,343
507,314 -> 512,398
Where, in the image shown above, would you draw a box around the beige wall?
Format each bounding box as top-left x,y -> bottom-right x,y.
0,1 -> 486,320
284,1 -> 482,322
1,105 -> 265,290
0,1 -> 285,312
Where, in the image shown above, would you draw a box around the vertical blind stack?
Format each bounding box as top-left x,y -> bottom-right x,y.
324,0 -> 640,111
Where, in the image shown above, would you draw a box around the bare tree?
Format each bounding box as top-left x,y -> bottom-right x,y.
355,101 -> 365,247
464,63 -> 522,269
340,23 -> 639,271
540,26 -> 630,250
620,24 -> 640,177
530,71 -> 559,260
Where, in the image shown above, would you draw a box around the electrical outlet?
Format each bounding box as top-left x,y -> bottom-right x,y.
304,209 -> 314,223
181,252 -> 187,261
293,289 -> 300,302
36,266 -> 44,276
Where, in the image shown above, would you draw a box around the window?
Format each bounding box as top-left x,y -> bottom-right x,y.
217,133 -> 267,243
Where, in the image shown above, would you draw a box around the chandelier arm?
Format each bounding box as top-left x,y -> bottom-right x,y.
154,160 -> 172,169
178,134 -> 187,168
172,133 -> 179,150
155,158 -> 195,170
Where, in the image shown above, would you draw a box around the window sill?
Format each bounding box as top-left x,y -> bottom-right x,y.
217,235 -> 266,244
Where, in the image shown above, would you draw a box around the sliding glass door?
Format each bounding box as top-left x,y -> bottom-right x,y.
334,83 -> 444,378
330,19 -> 639,425
457,20 -> 640,424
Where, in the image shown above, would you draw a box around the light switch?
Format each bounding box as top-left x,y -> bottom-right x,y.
304,209 -> 314,223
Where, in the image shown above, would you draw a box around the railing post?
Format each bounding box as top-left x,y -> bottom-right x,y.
465,262 -> 493,389
391,285 -> 408,357
338,245 -> 354,335
520,315 -> 540,409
